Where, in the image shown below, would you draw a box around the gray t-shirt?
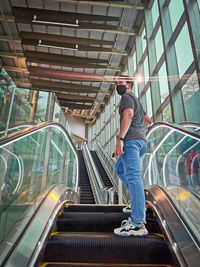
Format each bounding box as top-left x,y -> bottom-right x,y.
119,92 -> 146,141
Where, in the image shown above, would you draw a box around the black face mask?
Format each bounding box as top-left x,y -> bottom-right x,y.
116,85 -> 126,96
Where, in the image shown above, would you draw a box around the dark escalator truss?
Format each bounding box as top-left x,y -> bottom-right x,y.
78,150 -> 95,204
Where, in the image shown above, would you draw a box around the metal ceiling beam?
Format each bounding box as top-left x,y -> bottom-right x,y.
0,51 -> 119,70
50,0 -> 144,9
59,102 -> 92,110
4,66 -> 29,73
11,78 -> 110,95
0,35 -> 21,42
0,51 -> 24,59
11,7 -> 137,35
0,15 -> 15,22
26,56 -> 121,71
24,51 -> 108,64
12,78 -> 30,84
77,24 -> 137,35
20,31 -> 114,46
28,66 -> 116,83
12,7 -> 119,22
57,98 -> 94,104
56,93 -> 104,103
0,35 -> 127,55
19,20 -> 137,35
30,78 -> 110,94
22,39 -> 127,55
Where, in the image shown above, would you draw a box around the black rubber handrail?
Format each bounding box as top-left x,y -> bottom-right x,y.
147,121 -> 200,140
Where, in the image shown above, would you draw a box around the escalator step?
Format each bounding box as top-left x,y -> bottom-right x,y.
41,262 -> 174,267
57,212 -> 160,233
64,204 -> 125,213
44,233 -> 173,264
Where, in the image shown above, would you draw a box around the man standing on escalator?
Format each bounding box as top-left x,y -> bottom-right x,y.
114,75 -> 151,236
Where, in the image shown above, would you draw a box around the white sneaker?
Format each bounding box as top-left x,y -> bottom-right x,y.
114,218 -> 148,236
122,203 -> 131,213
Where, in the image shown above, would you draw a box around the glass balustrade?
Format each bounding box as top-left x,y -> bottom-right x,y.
82,142 -> 107,204
141,122 -> 200,242
0,123 -> 78,247
95,142 -> 129,203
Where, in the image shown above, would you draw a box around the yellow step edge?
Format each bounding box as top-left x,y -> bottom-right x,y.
40,262 -> 173,267
49,232 -> 165,240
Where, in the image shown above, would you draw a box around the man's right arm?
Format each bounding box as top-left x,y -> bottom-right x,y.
144,114 -> 151,132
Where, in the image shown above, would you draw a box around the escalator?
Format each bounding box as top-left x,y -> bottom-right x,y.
78,150 -> 95,204
90,151 -> 113,188
0,122 -> 200,267
36,202 -> 179,267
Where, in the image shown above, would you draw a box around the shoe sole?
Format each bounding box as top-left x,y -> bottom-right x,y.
122,210 -> 132,213
114,230 -> 148,236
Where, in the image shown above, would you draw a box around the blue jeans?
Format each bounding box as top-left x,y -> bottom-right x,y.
115,139 -> 147,224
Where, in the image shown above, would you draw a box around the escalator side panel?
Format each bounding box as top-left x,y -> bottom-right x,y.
90,151 -> 113,188
146,187 -> 199,267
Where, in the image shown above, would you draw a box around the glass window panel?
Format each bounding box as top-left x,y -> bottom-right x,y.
136,36 -> 143,64
133,52 -> 136,72
128,56 -> 134,76
146,87 -> 152,118
175,24 -> 194,77
144,57 -> 149,84
0,68 -> 17,130
37,91 -> 49,122
10,88 -> 32,127
162,103 -> 172,122
155,27 -> 164,62
158,62 -> 169,103
142,28 -> 147,54
138,64 -> 145,94
169,0 -> 184,31
198,0 -> 200,9
152,0 -> 159,27
53,101 -> 61,123
182,71 -> 200,123
133,82 -> 139,97
182,71 -> 199,102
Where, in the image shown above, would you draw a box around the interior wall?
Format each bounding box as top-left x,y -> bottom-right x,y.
65,112 -> 87,140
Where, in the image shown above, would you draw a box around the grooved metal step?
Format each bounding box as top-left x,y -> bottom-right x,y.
44,232 -> 173,265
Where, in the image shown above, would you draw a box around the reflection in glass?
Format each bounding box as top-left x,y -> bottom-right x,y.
158,62 -> 169,103
162,103 -> 172,122
0,125 -> 78,244
146,87 -> 152,118
181,71 -> 200,123
142,123 -> 200,241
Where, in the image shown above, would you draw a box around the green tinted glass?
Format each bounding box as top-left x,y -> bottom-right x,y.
142,124 -> 200,241
152,0 -> 159,27
158,62 -> 169,103
0,124 -> 78,245
162,103 -> 172,122
169,0 -> 184,31
175,24 -> 193,77
155,27 -> 163,62
146,87 -> 152,118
